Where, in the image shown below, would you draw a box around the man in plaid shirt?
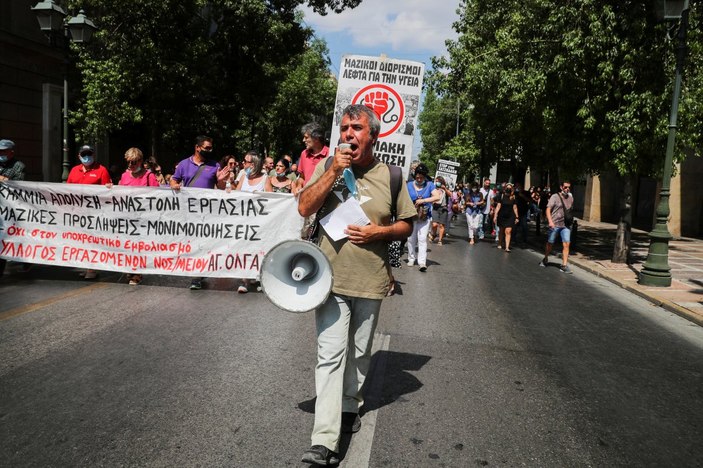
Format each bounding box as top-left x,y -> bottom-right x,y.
0,139 -> 25,182
0,139 -> 27,276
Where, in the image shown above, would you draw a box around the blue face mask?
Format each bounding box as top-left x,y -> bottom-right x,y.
343,168 -> 358,199
80,155 -> 94,165
244,167 -> 252,176
0,155 -> 7,164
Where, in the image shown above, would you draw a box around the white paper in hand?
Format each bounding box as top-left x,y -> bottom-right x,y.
319,197 -> 370,241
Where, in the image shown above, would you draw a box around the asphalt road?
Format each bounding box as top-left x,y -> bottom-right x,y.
1,219 -> 702,467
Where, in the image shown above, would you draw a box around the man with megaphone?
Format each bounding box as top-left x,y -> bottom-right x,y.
297,104 -> 417,465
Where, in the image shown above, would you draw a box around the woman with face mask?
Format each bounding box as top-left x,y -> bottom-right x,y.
66,145 -> 112,280
428,176 -> 452,245
493,182 -> 519,252
117,147 -> 160,188
233,150 -> 271,193
232,151 -> 272,293
268,158 -> 297,194
406,163 -> 441,272
109,147 -> 160,285
465,183 -> 485,245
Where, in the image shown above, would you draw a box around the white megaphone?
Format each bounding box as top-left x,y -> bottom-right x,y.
259,240 -> 334,313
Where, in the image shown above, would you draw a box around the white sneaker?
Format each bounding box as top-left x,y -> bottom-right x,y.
406,259 -> 415,267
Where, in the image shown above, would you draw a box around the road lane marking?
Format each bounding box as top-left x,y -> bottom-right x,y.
0,283 -> 109,321
341,332 -> 391,468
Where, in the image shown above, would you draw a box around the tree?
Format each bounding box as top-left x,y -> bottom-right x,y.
67,0 -> 360,160
422,0 -> 702,262
262,38 -> 338,157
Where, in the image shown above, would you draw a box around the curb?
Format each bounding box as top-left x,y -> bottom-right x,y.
568,257 -> 703,328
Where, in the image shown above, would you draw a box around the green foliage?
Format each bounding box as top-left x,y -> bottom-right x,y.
67,0 -> 359,157
421,0 -> 703,181
263,38 -> 337,157
417,87 -> 479,179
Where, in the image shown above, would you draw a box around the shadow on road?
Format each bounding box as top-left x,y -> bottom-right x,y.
296,350 -> 432,416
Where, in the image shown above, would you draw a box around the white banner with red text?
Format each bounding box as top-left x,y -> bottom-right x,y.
0,181 -> 304,278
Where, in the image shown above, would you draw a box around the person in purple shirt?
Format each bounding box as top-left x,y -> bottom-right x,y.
170,135 -> 230,289
170,135 -> 230,190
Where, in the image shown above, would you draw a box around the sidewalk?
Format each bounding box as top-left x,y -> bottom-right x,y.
530,219 -> 703,326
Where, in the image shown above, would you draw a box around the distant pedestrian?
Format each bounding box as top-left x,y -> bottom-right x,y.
429,176 -> 451,245
531,187 -> 542,235
493,182 -> 519,252
465,183 -> 484,245
478,178 -> 494,241
540,181 -> 575,273
515,184 -> 530,245
406,163 -> 441,272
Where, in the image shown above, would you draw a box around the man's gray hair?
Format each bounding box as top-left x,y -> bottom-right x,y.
301,122 -> 325,142
342,104 -> 381,138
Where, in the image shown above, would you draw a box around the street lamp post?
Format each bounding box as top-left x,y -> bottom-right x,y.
639,0 -> 690,287
31,1 -> 96,182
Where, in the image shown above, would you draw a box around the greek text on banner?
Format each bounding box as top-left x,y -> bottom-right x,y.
0,181 -> 304,278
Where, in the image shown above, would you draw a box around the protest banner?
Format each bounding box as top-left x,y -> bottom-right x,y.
0,181 -> 303,279
435,159 -> 461,188
329,55 -> 424,179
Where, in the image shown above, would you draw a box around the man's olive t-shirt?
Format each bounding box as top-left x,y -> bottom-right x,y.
308,158 -> 416,299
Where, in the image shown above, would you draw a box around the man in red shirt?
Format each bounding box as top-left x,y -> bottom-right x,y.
297,122 -> 329,185
66,145 -> 111,279
66,145 -> 112,185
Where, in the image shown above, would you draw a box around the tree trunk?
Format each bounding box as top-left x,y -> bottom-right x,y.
150,125 -> 158,158
612,173 -> 633,263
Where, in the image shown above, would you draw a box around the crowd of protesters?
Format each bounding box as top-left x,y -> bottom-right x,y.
0,123 -> 575,290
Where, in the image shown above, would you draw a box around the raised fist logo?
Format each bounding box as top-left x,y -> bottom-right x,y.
364,91 -> 390,120
352,84 -> 405,138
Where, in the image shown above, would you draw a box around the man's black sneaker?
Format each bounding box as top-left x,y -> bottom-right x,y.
539,258 -> 548,267
190,279 -> 202,290
342,412 -> 361,433
560,264 -> 573,274
301,445 -> 339,466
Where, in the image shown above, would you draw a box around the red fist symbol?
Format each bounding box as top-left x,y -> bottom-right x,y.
364,91 -> 389,119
